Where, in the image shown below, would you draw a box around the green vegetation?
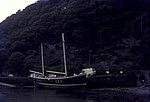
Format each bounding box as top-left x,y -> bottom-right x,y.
0,0 -> 149,76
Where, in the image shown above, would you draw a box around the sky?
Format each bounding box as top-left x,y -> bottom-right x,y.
0,0 -> 37,23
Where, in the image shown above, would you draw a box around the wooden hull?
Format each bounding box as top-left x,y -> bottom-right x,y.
33,74 -> 87,89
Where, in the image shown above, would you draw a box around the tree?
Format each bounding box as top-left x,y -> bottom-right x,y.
7,52 -> 25,76
0,49 -> 8,74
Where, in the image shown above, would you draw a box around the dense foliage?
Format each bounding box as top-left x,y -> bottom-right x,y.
0,0 -> 149,76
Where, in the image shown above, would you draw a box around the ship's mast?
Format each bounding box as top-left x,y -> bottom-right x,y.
41,43 -> 45,77
62,33 -> 67,76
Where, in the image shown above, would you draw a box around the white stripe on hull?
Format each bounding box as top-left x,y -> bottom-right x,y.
38,82 -> 87,87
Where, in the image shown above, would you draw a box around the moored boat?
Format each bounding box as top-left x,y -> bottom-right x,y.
30,33 -> 87,89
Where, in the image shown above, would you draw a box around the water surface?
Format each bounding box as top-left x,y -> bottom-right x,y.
0,87 -> 149,102
0,87 -> 95,102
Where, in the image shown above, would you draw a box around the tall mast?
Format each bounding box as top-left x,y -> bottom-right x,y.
62,33 -> 67,76
88,48 -> 91,67
41,43 -> 45,77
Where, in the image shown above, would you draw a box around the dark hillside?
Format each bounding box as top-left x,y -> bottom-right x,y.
0,0 -> 149,76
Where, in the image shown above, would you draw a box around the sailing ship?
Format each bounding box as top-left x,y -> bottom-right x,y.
30,33 -> 87,89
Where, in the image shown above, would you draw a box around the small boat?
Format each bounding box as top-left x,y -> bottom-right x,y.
30,33 -> 87,89
0,76 -> 34,88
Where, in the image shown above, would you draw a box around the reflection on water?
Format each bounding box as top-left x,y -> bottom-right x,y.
0,87 -> 96,102
0,87 -> 150,102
